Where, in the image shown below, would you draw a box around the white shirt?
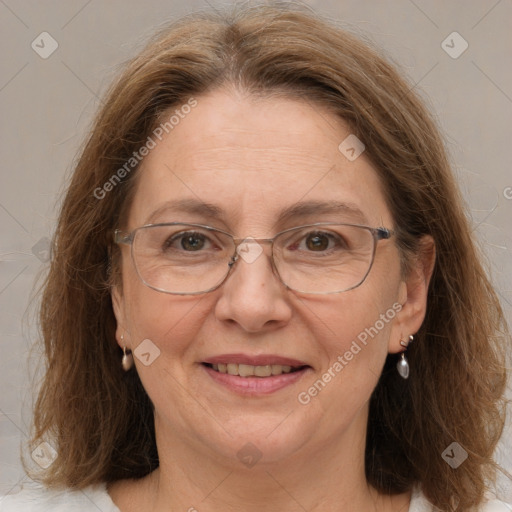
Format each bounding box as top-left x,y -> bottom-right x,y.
1,483 -> 511,511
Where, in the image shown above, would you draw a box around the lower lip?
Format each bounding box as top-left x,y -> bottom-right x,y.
202,364 -> 310,395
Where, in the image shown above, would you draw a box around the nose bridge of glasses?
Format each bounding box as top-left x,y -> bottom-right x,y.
233,236 -> 274,248
231,236 -> 275,266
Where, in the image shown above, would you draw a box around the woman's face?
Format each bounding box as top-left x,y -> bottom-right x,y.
113,88 -> 423,468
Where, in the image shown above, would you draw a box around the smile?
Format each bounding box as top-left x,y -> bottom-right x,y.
204,362 -> 305,377
201,362 -> 311,395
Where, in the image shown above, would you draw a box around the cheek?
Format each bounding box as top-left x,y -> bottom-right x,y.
300,277 -> 400,409
304,269 -> 399,353
120,259 -> 209,356
315,299 -> 393,374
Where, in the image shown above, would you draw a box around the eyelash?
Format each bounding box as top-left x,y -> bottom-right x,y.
164,230 -> 347,252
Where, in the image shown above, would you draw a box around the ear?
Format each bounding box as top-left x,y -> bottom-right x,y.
111,284 -> 127,350
388,235 -> 436,353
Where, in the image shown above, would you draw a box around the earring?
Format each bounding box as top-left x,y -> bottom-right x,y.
121,335 -> 134,371
397,335 -> 414,379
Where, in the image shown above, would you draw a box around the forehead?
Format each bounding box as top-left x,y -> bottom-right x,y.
127,89 -> 392,233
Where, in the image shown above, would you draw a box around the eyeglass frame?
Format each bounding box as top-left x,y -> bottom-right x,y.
114,221 -> 395,295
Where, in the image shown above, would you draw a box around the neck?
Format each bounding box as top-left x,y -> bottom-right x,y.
126,412 -> 411,512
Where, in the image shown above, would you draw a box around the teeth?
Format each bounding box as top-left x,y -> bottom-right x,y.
254,365 -> 272,377
271,365 -> 283,375
210,363 -> 299,377
227,363 -> 238,376
238,364 -> 255,377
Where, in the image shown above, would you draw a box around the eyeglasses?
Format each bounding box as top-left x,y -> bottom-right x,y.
114,222 -> 394,295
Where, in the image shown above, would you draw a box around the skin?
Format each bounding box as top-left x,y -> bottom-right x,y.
109,87 -> 435,512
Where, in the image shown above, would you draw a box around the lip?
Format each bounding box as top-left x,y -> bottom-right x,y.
201,364 -> 311,396
202,353 -> 309,367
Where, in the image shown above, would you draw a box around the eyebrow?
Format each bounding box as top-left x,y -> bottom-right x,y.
144,198 -> 369,227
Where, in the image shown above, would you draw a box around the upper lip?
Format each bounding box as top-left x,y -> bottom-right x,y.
202,353 -> 309,367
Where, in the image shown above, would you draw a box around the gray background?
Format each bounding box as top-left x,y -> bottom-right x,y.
1,0 -> 511,503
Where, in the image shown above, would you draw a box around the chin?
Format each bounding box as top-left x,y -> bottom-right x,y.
189,412 -> 320,468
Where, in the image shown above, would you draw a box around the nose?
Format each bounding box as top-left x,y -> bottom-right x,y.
214,241 -> 293,333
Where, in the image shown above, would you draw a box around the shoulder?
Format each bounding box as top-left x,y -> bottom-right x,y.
0,483 -> 120,512
410,485 -> 512,512
475,500 -> 512,512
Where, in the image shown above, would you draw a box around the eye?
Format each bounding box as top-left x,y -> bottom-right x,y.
165,231 -> 211,252
305,233 -> 330,251
289,230 -> 346,252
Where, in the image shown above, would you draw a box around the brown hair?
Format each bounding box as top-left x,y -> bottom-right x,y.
28,3 -> 509,509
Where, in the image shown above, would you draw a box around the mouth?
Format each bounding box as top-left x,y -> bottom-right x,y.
200,354 -> 311,395
202,362 -> 308,377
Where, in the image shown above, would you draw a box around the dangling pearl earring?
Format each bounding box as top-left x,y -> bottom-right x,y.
397,335 -> 414,379
121,334 -> 134,371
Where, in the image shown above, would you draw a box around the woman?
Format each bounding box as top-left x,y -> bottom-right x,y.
1,3 -> 510,511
